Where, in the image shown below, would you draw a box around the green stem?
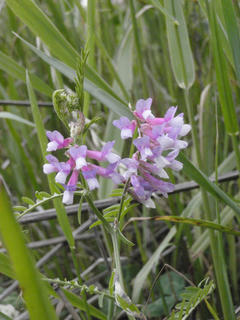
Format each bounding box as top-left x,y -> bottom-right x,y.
84,194 -> 112,233
111,225 -> 124,289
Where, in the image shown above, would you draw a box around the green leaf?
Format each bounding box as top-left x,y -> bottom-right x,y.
5,0 -> 128,106
0,51 -> 53,97
0,182 -> 58,320
220,0 -> 240,85
21,196 -> 35,205
0,112 -> 35,127
178,152 -> 240,217
164,0 -> 195,89
205,0 -> 239,134
0,252 -> 15,279
15,34 -> 132,119
155,215 -> 240,236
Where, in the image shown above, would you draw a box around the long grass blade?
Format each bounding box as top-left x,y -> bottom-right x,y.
0,181 -> 58,320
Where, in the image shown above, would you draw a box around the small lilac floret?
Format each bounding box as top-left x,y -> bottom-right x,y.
133,136 -> 153,160
133,98 -> 154,121
69,145 -> 87,169
82,166 -> 99,190
113,117 -> 136,139
46,130 -> 72,151
62,170 -> 79,205
120,158 -> 139,180
87,141 -> 120,163
43,155 -> 71,184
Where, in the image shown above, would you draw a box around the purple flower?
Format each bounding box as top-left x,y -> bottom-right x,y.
46,130 -> 72,152
43,155 -> 71,184
133,98 -> 154,121
82,166 -> 99,190
113,117 -> 137,139
120,158 -> 139,180
62,170 -> 79,205
142,171 -> 174,197
68,145 -> 87,169
133,136 -> 153,160
87,141 -> 120,163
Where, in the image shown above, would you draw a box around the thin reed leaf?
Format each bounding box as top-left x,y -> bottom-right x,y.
164,0 -> 195,89
0,182 -> 58,320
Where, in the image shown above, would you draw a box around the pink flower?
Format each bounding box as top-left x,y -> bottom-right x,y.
87,141 -> 120,163
113,117 -> 136,139
46,130 -> 72,151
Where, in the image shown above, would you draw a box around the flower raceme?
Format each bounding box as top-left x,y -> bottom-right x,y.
43,98 -> 191,207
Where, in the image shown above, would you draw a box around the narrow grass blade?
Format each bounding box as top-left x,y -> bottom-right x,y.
155,216 -> 240,236
0,111 -> 35,127
178,152 -> 240,217
206,0 -> 239,135
220,0 -> 240,84
0,182 -> 58,320
16,34 -> 132,119
6,0 -> 127,105
0,252 -> 15,279
150,0 -> 179,24
164,0 -> 195,89
0,51 -> 53,97
26,71 -> 75,249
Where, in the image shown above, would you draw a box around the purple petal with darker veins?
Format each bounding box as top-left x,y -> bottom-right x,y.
46,130 -> 64,143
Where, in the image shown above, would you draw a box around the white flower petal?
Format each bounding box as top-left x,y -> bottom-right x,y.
106,153 -> 120,163
46,141 -> 58,152
55,171 -> 67,184
76,157 -> 87,169
43,164 -> 56,174
62,190 -> 74,205
87,178 -> 99,190
179,124 -> 191,136
157,135 -> 174,149
142,109 -> 154,120
121,128 -> 132,139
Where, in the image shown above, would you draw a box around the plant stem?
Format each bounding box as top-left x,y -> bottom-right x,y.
111,223 -> 124,289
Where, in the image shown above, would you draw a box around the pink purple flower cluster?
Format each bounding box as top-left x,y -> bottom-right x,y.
43,98 -> 190,207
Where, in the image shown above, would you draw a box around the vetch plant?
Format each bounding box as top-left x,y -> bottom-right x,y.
43,98 -> 191,208
42,94 -> 191,318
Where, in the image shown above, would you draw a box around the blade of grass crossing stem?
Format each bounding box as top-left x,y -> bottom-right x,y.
5,0 -> 127,106
15,34 -> 132,119
0,51 -> 53,97
178,152 -> 240,217
206,0 -> 239,135
26,71 -> 75,249
0,182 -> 58,320
164,0 -> 195,89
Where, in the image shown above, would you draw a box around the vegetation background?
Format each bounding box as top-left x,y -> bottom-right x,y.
0,0 -> 240,319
